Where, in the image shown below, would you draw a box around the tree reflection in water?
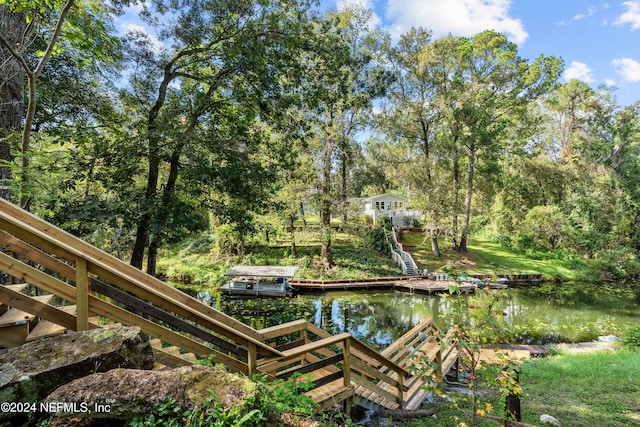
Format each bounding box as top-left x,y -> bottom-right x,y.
181,284 -> 640,349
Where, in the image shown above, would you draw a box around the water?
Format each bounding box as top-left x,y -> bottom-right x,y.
185,282 -> 640,352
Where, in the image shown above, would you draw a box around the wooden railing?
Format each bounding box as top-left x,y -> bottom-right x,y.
0,198 -> 282,374
258,320 -> 410,409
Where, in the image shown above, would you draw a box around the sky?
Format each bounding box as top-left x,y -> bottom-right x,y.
333,0 -> 640,106
117,1 -> 640,107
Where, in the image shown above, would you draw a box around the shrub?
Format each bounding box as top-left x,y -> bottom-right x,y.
622,325 -> 640,350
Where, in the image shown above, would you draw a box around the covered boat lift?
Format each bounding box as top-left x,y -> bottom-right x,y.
221,266 -> 299,297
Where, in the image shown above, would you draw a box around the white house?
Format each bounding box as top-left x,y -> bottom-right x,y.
361,193 -> 421,228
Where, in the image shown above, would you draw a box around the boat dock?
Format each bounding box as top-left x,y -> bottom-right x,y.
292,277 -> 478,294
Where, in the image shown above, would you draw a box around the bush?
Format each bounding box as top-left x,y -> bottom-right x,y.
623,325 -> 640,350
367,227 -> 389,253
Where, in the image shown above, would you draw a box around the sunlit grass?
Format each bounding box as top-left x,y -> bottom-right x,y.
399,231 -> 578,280
400,350 -> 640,427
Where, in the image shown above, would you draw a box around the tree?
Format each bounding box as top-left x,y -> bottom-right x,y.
302,6 -> 387,269
451,31 -> 562,252
123,0 -> 315,273
0,5 -> 26,200
0,0 -> 128,206
380,29 -> 465,257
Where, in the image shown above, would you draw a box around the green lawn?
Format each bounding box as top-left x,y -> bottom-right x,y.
399,232 -> 578,280
397,349 -> 640,427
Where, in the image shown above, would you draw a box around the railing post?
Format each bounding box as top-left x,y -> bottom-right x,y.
75,257 -> 89,331
435,347 -> 443,381
247,342 -> 257,377
397,373 -> 404,409
342,338 -> 352,416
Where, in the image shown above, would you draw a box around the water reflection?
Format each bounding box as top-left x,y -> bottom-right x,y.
179,283 -> 640,351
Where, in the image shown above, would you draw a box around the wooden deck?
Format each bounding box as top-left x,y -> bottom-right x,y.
291,277 -> 477,294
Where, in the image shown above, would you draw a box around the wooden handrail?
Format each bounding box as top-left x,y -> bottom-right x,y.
0,200 -> 282,359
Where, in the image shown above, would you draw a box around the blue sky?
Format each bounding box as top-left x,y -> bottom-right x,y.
334,0 -> 640,106
118,1 -> 640,106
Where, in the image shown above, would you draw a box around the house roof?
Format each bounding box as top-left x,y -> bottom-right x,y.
362,193 -> 407,202
224,265 -> 299,277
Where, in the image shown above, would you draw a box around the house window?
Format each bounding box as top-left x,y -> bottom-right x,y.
380,201 -> 385,210
394,201 -> 398,209
399,202 -> 403,208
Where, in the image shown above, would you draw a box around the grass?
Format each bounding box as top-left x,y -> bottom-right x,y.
399,231 -> 578,280
398,349 -> 640,427
158,230 -> 400,286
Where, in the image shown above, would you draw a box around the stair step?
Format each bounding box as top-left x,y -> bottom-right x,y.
152,347 -> 196,368
149,338 -> 163,349
32,294 -> 55,304
164,346 -> 181,356
24,304 -> 78,342
0,307 -> 35,327
4,284 -> 28,293
25,319 -> 67,342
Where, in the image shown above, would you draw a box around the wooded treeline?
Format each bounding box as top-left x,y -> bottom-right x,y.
1,1 -> 639,280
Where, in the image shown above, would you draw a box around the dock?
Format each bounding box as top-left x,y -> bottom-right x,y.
292,277 -> 483,294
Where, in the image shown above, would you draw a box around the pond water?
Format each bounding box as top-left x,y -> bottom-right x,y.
186,282 -> 640,352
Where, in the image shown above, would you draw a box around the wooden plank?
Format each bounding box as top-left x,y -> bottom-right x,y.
0,324 -> 29,348
0,285 -> 92,331
86,295 -> 249,375
277,354 -> 343,380
25,319 -> 66,341
259,319 -> 308,339
351,358 -> 399,389
0,208 -> 278,354
91,280 -> 247,358
75,257 -> 89,331
351,374 -> 402,406
152,347 -> 195,368
306,382 -> 354,409
0,308 -> 34,327
0,230 -> 281,360
349,337 -> 409,377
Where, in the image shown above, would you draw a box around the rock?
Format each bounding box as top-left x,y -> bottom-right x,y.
0,324 -> 153,422
540,413 -> 562,426
46,365 -> 255,420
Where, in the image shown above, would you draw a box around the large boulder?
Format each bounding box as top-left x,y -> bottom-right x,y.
46,365 -> 255,419
0,324 -> 153,422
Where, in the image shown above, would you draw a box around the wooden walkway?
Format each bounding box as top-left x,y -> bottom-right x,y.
0,198 -> 461,413
292,277 -> 477,294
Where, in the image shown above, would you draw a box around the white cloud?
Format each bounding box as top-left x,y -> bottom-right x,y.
614,1 -> 640,29
120,23 -> 164,54
612,57 -> 640,81
385,0 -> 528,45
573,6 -> 597,21
563,61 -> 595,83
336,0 -> 383,28
605,78 -> 617,86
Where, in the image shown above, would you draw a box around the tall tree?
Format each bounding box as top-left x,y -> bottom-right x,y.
0,0 -> 127,206
452,31 -> 562,251
124,0 -> 315,273
303,5 -> 386,269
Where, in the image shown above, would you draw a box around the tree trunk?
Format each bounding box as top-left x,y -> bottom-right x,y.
130,63 -> 175,269
421,120 -> 440,257
430,229 -> 440,258
320,137 -> 334,269
452,155 -> 460,251
0,7 -> 26,201
340,147 -> 349,223
459,143 -> 476,252
299,201 -> 307,230
289,214 -> 297,257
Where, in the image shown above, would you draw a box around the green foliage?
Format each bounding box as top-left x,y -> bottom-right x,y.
622,325 -> 640,350
412,265 -> 520,426
127,374 -> 317,427
366,226 -> 389,253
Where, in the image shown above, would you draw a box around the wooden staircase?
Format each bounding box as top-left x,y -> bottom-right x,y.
0,198 -> 459,413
